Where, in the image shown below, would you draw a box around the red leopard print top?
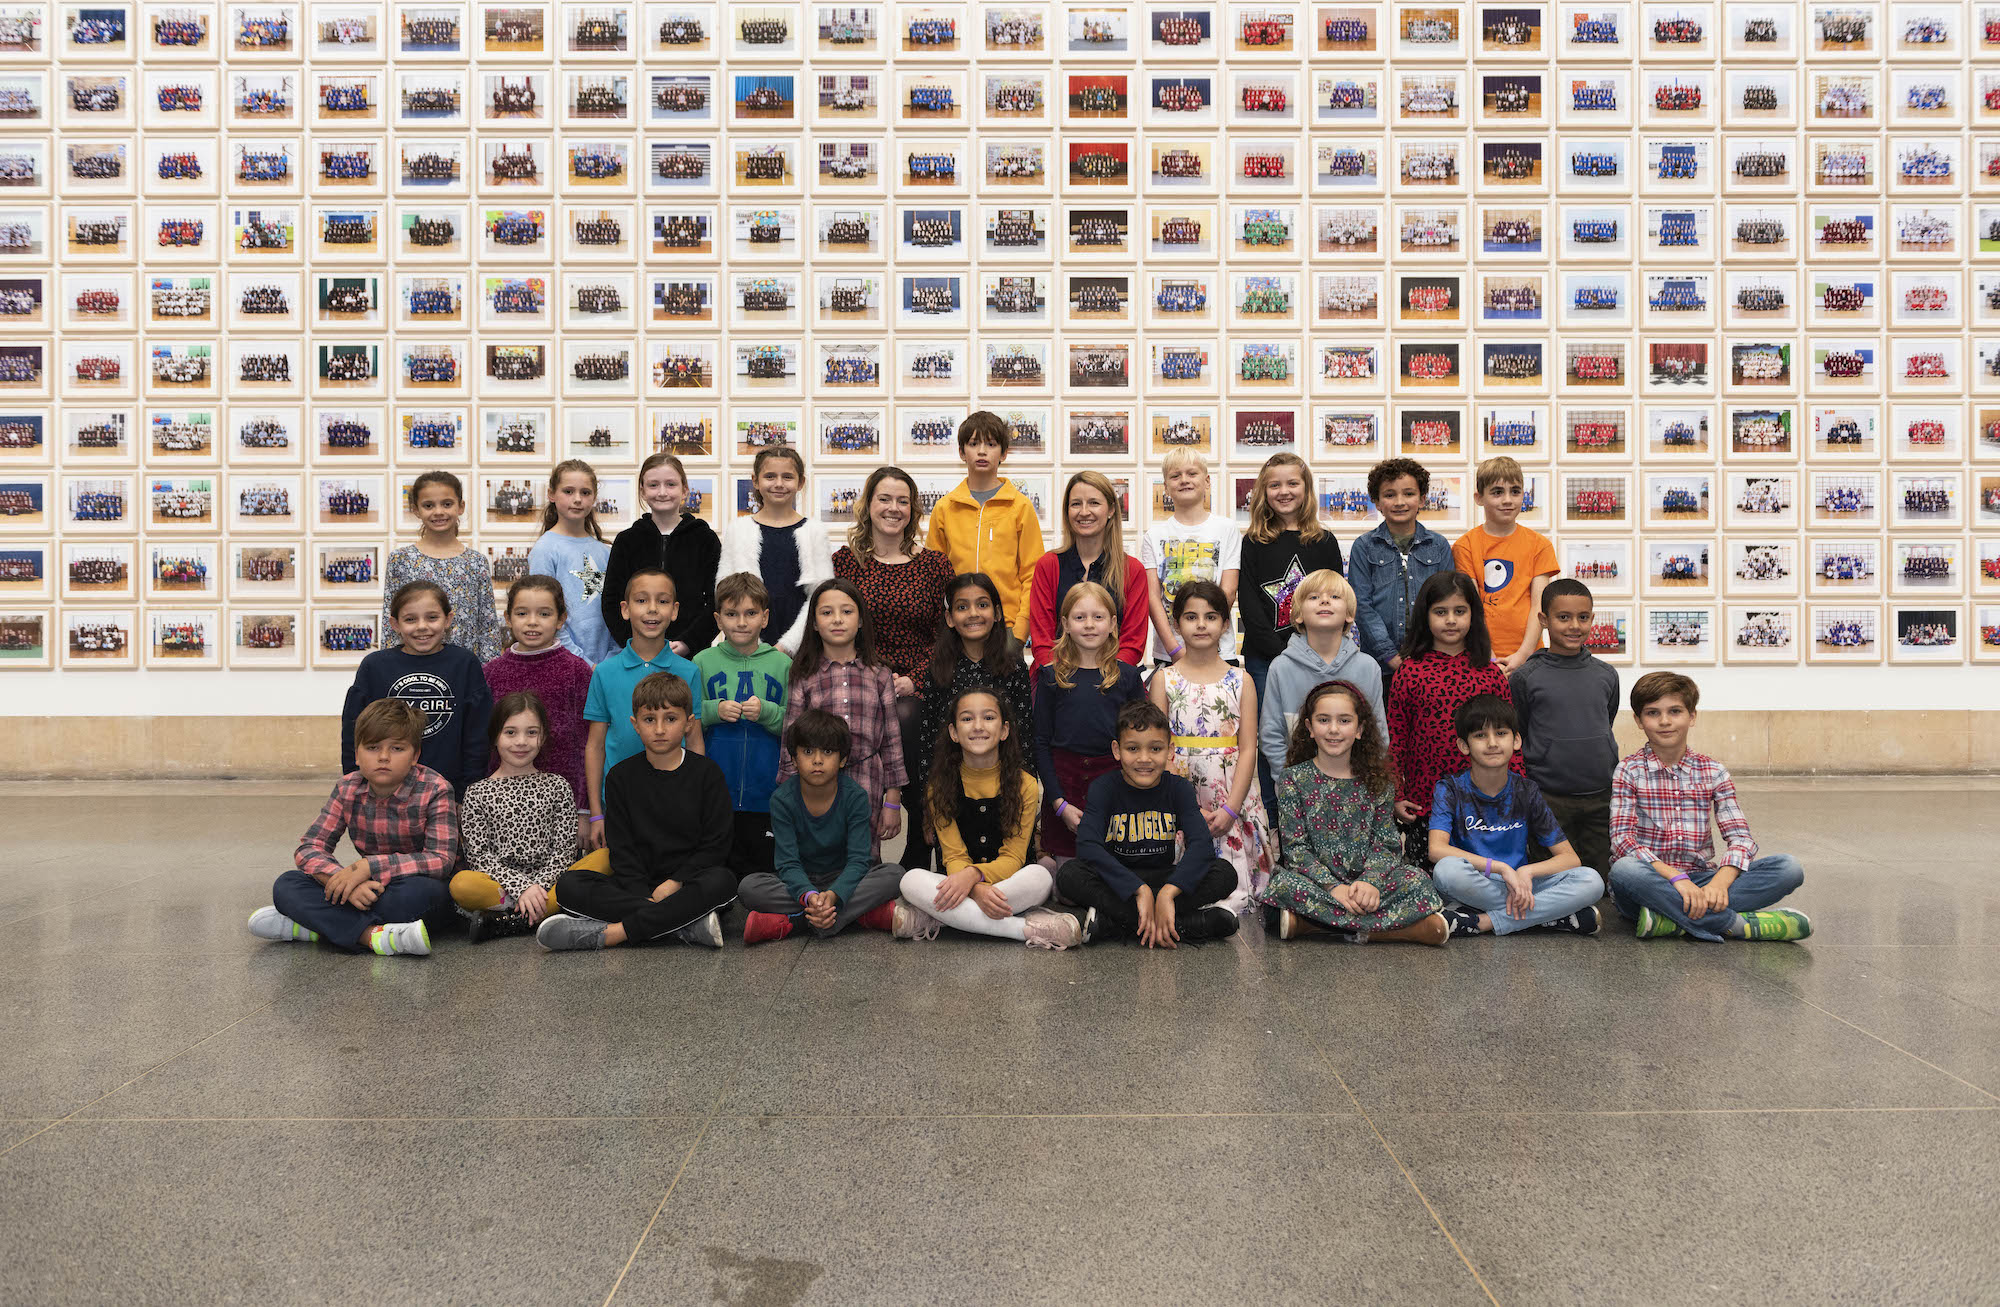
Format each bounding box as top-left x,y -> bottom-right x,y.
1386,651 -> 1523,818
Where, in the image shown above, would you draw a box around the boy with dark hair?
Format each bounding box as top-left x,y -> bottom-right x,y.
1055,700 -> 1241,946
695,571 -> 791,879
252,699 -> 457,957
925,409 -> 1046,640
1347,457 -> 1452,679
1427,694 -> 1604,937
582,567 -> 706,845
1453,455 -> 1560,673
1508,577 -> 1621,879
738,708 -> 905,944
1609,672 -> 1811,941
539,672 -> 737,950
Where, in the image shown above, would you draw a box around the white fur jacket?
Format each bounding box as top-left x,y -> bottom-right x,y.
716,514 -> 835,655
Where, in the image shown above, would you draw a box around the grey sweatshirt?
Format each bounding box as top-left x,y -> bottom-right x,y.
1258,629 -> 1389,773
1508,648 -> 1621,796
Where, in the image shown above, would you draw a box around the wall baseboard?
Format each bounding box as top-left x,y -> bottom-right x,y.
6,714 -> 1995,780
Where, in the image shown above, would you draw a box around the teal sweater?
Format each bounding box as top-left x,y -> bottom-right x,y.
769,773 -> 874,904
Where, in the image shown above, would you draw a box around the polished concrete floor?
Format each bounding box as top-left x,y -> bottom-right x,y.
0,780 -> 1996,1306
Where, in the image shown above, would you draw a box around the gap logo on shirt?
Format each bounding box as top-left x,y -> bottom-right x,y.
706,666 -> 786,708
389,670 -> 455,738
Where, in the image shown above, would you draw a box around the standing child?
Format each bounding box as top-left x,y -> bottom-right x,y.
694,572 -> 791,879
539,673 -> 736,950
898,688 -> 1079,947
1055,701 -> 1242,947
717,446 -> 833,657
739,709 -> 905,943
582,569 -> 706,846
1239,453 -> 1344,733
449,691 -> 580,943
251,699 -> 456,957
1140,448 -> 1241,664
1257,569 -> 1389,809
1427,695 -> 1603,937
528,459 -> 617,665
1027,469 -> 1149,670
1032,582 -> 1145,864
926,409 -> 1046,640
1508,578 -> 1621,879
1609,672 -> 1811,941
1453,455 -> 1559,673
777,579 -> 907,860
600,451 -> 721,657
1347,458 -> 1452,681
342,580 -> 493,794
484,574 -> 594,845
381,470 -> 505,664
1258,681 -> 1449,945
1149,580 -> 1274,909
1386,570 -> 1517,851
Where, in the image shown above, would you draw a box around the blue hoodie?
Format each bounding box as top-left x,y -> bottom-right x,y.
1258,628 -> 1390,772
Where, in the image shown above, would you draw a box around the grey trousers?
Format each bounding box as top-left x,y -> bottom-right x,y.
738,863 -> 904,936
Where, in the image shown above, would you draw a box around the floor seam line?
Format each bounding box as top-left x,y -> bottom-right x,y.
1743,974 -> 2000,1105
0,868 -> 178,929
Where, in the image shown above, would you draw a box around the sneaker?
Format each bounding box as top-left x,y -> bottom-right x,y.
743,911 -> 795,946
1187,905 -> 1240,941
1544,906 -> 1600,936
1444,908 -> 1486,938
366,920 -> 432,957
247,906 -> 318,943
891,900 -> 941,941
1633,906 -> 1686,939
674,911 -> 725,949
537,913 -> 608,951
855,901 -> 897,933
1737,908 -> 1812,941
1079,907 -> 1099,945
1021,907 -> 1082,950
465,908 -> 513,945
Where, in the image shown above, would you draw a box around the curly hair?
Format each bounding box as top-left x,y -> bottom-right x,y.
1285,679 -> 1399,799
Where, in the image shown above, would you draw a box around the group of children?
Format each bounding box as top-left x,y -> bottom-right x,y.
250,413 -> 1813,958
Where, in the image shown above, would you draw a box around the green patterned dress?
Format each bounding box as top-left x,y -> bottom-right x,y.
1258,760 -> 1443,933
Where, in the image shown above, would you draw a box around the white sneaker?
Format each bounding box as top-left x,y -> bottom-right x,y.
369,920 -> 432,956
673,911 -> 724,949
1021,908 -> 1082,950
247,906 -> 317,943
892,899 -> 941,941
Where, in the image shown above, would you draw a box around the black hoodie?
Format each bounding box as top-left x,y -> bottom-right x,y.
1507,648 -> 1621,797
600,513 -> 722,653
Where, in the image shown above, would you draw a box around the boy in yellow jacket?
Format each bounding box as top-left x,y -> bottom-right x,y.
925,410 -> 1046,640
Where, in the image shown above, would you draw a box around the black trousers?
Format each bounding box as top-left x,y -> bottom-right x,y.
1055,857 -> 1237,941
552,859 -> 738,943
895,692 -> 933,871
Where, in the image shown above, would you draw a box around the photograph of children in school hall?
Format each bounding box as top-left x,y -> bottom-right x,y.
3,0 -> 1996,1297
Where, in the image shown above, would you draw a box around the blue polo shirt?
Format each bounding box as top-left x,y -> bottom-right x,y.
584,641 -> 706,777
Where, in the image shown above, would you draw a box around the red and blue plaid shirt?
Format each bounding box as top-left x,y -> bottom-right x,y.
1610,745 -> 1758,875
295,765 -> 459,883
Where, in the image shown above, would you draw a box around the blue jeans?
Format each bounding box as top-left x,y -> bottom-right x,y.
1607,854 -> 1804,942
1430,858 -> 1605,934
271,868 -> 452,952
1244,654 -> 1278,820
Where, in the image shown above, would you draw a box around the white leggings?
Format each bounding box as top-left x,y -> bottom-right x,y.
898,865 -> 1053,940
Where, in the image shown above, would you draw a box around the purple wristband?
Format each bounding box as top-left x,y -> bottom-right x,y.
1667,872 -> 1691,884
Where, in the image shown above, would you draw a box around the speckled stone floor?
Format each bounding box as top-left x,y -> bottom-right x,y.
0,779 -> 1995,1305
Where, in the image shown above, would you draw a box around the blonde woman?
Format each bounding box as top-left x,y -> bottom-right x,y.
1027,469 -> 1149,669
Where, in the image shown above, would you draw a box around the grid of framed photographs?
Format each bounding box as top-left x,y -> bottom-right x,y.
0,0 -> 1996,677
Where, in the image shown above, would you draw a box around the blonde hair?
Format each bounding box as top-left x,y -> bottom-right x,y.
1159,447 -> 1211,509
1057,470 -> 1129,613
1475,455 -> 1524,493
1049,581 -> 1122,692
1246,453 -> 1325,545
1292,569 -> 1356,630
845,465 -> 924,561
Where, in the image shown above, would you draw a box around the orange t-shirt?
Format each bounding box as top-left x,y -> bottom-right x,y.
1453,524 -> 1558,657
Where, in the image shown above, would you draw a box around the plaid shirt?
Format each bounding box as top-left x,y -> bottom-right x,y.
1609,745 -> 1758,875
295,764 -> 459,883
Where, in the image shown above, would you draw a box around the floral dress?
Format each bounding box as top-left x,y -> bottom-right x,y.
1258,762 -> 1444,934
1161,665 -> 1275,910
382,544 -> 505,664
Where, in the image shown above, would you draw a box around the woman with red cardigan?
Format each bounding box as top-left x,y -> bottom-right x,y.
1027,470 -> 1149,672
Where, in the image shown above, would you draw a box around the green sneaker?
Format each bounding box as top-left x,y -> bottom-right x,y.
1737,908 -> 1812,941
1633,907 -> 1685,939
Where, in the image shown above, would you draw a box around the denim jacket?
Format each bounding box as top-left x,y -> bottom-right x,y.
1345,521 -> 1453,670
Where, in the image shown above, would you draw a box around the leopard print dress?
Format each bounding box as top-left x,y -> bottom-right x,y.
1385,651 -> 1521,823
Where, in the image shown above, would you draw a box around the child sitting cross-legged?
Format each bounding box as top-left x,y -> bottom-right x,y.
897,687 -> 1081,948
1609,672 -> 1811,942
250,699 -> 456,957
538,672 -> 738,950
1257,680 -> 1449,946
739,709 -> 906,944
448,690 -> 580,943
1055,700 -> 1242,948
1426,695 -> 1603,938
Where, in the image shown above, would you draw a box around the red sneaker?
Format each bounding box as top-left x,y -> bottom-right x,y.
856,901 -> 897,932
742,911 -> 795,946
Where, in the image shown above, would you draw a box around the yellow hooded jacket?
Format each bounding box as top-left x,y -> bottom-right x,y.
924,477 -> 1046,639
